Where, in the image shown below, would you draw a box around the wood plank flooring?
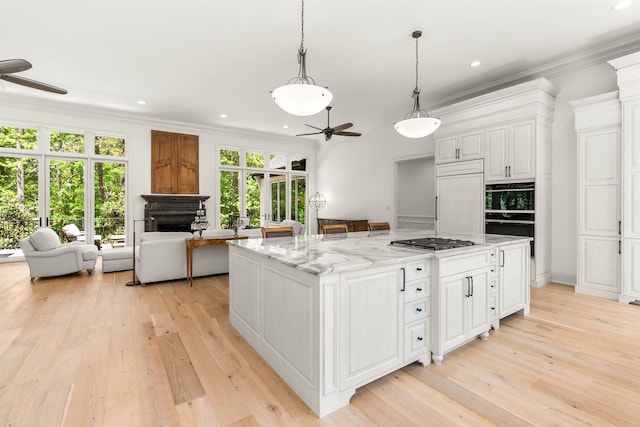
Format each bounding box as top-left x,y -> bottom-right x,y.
1,259 -> 639,426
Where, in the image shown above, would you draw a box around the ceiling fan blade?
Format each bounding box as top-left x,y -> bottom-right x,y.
304,124 -> 323,131
0,58 -> 32,74
296,131 -> 323,136
331,123 -> 353,133
334,131 -> 362,137
0,74 -> 67,94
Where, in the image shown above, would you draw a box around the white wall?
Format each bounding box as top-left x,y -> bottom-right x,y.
317,61 -> 620,285
0,94 -> 316,243
316,122 -> 435,232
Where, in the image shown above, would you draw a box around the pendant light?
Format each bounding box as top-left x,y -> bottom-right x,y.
394,30 -> 441,138
271,0 -> 333,116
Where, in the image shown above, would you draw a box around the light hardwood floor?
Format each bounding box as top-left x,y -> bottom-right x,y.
1,259 -> 639,426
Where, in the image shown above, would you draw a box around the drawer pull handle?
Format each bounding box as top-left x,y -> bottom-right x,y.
416,287 -> 422,291
417,337 -> 423,341
416,307 -> 422,312
491,306 -> 495,310
416,267 -> 423,271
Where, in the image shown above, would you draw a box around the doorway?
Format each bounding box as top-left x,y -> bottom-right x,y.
395,156 -> 435,230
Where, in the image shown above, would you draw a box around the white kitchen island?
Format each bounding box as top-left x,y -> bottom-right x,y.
227,230 -> 530,417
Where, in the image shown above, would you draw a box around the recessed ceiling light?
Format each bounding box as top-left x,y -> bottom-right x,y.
283,125 -> 289,129
137,100 -> 146,105
613,0 -> 632,10
219,114 -> 227,118
470,60 -> 481,67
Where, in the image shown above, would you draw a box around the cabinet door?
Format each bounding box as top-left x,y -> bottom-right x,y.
578,129 -> 620,236
435,136 -> 458,164
440,274 -> 466,351
579,236 -> 621,295
339,266 -> 403,389
459,131 -> 484,161
485,126 -> 509,181
509,121 -> 535,180
499,243 -> 529,318
436,172 -> 484,235
176,134 -> 199,194
623,239 -> 640,299
151,131 -> 177,193
467,269 -> 490,338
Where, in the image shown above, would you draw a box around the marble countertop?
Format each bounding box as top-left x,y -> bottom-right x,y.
228,229 -> 531,276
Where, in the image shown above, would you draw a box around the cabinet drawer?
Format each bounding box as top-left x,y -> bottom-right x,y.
405,318 -> 430,360
405,298 -> 429,323
405,278 -> 430,302
405,260 -> 429,280
439,250 -> 492,277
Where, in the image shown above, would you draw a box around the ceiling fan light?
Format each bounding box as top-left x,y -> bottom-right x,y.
394,116 -> 441,138
272,83 -> 333,116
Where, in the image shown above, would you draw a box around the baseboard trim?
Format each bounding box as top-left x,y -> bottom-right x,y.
551,272 -> 576,286
531,272 -> 553,288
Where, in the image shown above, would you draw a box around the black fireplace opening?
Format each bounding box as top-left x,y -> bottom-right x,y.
141,194 -> 210,233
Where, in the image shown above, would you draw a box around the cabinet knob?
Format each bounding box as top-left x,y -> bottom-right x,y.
416,307 -> 422,312
417,337 -> 423,341
416,267 -> 422,271
416,287 -> 422,292
491,306 -> 495,310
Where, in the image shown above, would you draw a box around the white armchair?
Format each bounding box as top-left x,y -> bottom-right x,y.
19,227 -> 98,280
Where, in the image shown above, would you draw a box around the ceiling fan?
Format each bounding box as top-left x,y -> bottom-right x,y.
0,59 -> 67,94
296,106 -> 361,141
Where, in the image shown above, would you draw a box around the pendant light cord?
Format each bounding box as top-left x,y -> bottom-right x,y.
300,0 -> 305,52
414,35 -> 419,92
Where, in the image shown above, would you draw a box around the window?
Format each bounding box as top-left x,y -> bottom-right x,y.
50,131 -> 84,154
218,148 -> 308,230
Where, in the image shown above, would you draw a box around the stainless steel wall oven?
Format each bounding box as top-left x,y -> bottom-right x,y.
485,182 -> 535,256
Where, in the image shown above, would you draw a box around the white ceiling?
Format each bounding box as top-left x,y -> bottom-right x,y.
2,0 -> 640,139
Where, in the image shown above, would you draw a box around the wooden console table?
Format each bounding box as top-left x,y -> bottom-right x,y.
185,235 -> 248,286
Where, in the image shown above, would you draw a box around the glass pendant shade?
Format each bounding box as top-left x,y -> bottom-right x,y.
395,116 -> 441,138
272,83 -> 333,116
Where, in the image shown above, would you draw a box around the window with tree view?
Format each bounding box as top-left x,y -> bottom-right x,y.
218,148 -> 308,231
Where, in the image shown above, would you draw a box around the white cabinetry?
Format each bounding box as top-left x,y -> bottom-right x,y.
485,121 -> 535,182
339,265 -> 403,389
436,159 -> 484,235
431,78 -> 558,288
499,242 -> 530,317
435,130 -> 483,164
573,92 -> 622,300
431,250 -> 491,364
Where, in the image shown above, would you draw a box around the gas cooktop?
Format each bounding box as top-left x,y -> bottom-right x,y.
389,237 -> 475,251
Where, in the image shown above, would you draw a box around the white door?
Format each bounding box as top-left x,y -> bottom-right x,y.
623,239 -> 640,299
435,136 -> 457,164
578,129 -> 620,236
485,126 -> 508,181
459,131 -> 484,161
441,274 -> 466,351
509,121 -> 536,180
339,266 -> 403,389
499,243 -> 528,317
467,269 -> 490,338
579,236 -> 621,296
436,173 -> 484,235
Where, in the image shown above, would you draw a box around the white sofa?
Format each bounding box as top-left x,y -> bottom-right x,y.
135,229 -> 263,284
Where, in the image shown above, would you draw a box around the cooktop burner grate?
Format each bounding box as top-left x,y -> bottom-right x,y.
389,237 -> 475,251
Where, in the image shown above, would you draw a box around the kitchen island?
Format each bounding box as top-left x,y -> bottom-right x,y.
227,230 -> 530,417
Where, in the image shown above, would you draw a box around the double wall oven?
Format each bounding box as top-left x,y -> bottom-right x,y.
485,182 -> 535,256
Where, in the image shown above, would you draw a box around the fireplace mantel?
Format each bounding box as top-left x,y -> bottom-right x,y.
141,194 -> 210,232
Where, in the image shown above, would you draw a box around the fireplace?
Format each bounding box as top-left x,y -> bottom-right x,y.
141,195 -> 210,232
